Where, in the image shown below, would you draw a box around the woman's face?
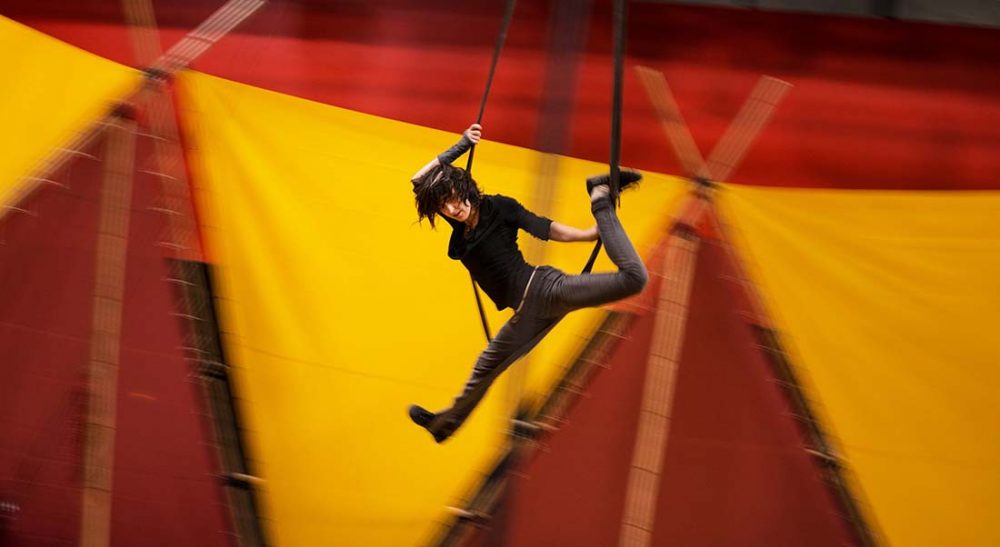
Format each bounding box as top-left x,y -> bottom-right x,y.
440,195 -> 472,223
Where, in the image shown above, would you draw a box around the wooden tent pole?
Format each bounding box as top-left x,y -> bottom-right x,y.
79,108 -> 137,547
76,2 -> 269,546
634,65 -> 875,545
0,0 -> 266,226
618,195 -> 707,547
118,0 -> 271,544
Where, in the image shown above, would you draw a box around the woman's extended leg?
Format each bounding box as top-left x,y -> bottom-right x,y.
414,312 -> 558,443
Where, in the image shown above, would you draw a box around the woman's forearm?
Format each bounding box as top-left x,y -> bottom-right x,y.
549,222 -> 598,242
411,124 -> 482,183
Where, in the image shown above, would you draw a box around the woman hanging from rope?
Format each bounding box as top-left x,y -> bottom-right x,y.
407,123 -> 647,443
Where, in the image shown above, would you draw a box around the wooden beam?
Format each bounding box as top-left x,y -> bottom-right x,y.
76,2 -> 270,545
79,110 -> 137,547
618,198 -> 705,547
0,0 -> 267,225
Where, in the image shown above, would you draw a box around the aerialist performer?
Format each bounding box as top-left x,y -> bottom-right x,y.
408,123 -> 647,443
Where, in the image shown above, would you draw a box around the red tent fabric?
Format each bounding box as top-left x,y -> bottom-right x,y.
0,135 -> 230,546
471,240 -> 853,546
8,1 -> 999,190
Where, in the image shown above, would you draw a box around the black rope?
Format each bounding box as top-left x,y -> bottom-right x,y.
470,276 -> 493,341
582,0 -> 628,274
467,0 -> 518,342
466,0 -> 518,176
582,235 -> 603,274
609,0 -> 627,203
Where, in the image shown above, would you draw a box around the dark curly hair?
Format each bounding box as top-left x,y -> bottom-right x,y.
411,162 -> 482,227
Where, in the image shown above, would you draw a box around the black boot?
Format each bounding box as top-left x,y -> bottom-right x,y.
586,169 -> 642,197
408,404 -> 434,427
409,404 -> 453,443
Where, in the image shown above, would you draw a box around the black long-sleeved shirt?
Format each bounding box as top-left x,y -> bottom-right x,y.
443,195 -> 552,311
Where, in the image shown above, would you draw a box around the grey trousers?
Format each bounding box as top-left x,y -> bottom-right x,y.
429,199 -> 648,440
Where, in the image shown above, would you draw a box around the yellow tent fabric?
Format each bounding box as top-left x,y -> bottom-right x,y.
177,71 -> 685,546
0,16 -> 139,208
719,185 -> 1000,547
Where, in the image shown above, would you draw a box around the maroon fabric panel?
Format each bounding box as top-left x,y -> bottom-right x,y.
0,135 -> 230,545
649,241 -> 851,546
10,1 -> 1000,190
0,138 -> 104,546
472,239 -> 852,546
470,277 -> 661,547
109,136 -> 231,546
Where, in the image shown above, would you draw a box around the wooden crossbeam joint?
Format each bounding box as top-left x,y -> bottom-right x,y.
109,102 -> 138,121
693,176 -> 716,190
669,222 -> 699,241
141,66 -> 172,83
